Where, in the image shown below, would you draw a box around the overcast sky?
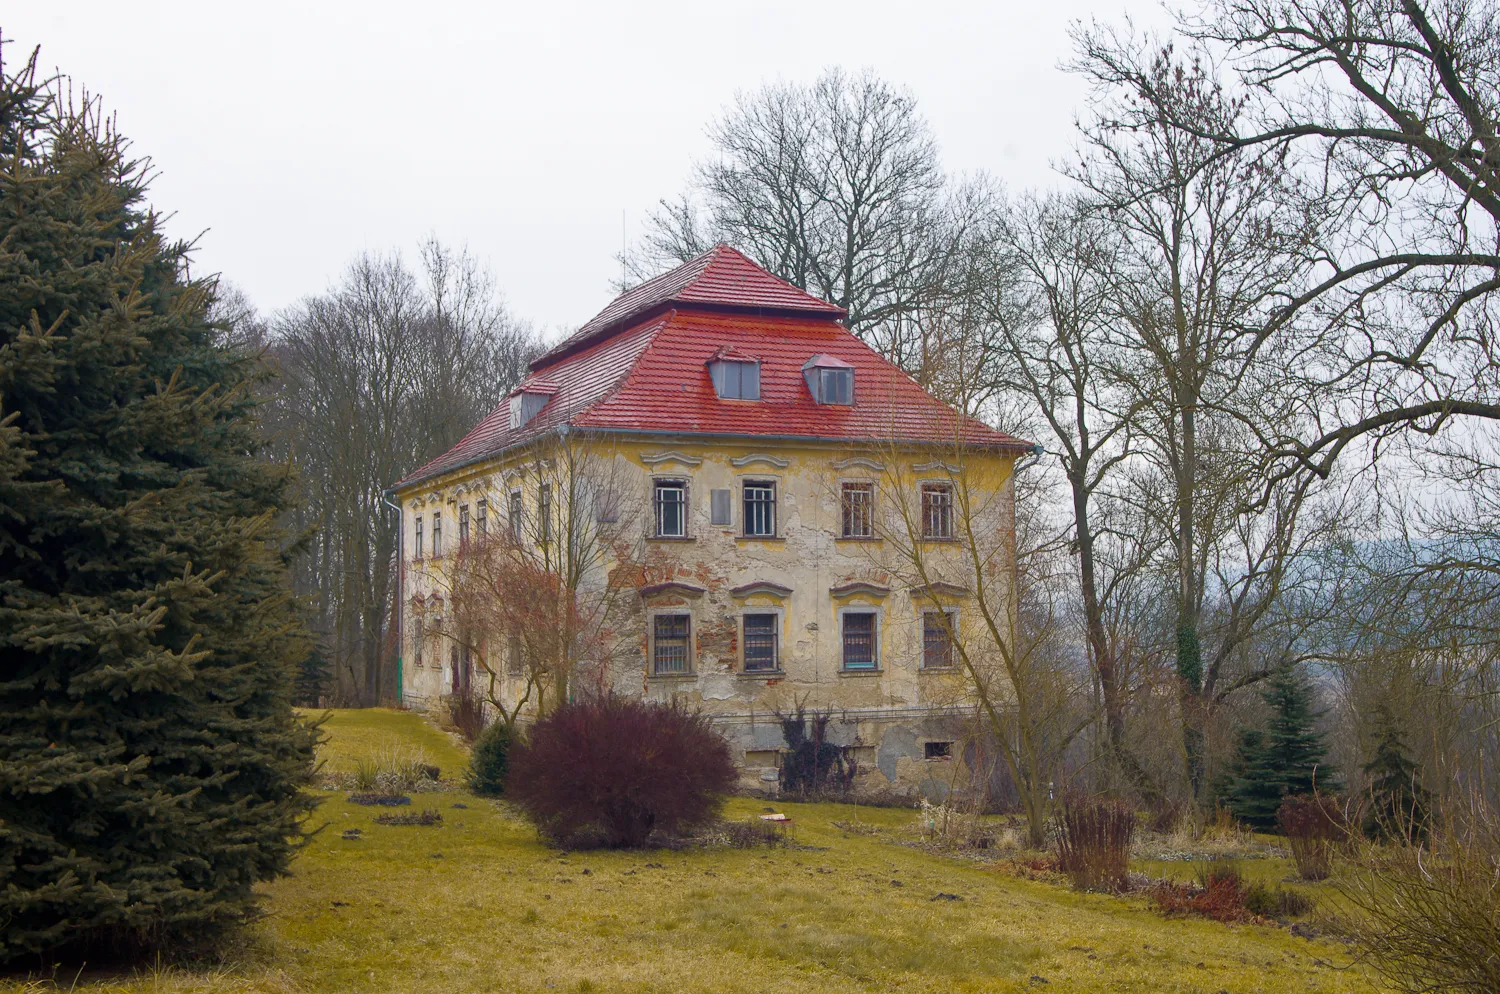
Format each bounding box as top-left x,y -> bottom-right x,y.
12,1 -> 1170,337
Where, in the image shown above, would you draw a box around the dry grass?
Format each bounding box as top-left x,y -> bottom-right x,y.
3,710 -> 1381,994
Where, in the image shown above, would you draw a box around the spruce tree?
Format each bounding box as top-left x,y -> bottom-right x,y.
1221,667 -> 1337,830
1362,706 -> 1430,840
0,51 -> 318,960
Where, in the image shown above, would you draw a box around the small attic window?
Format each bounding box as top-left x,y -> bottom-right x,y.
803,354 -> 854,405
508,383 -> 557,430
708,354 -> 760,400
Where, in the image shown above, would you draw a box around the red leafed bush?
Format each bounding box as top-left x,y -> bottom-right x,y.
506,695 -> 738,848
1277,794 -> 1347,881
1150,864 -> 1254,923
1055,797 -> 1136,892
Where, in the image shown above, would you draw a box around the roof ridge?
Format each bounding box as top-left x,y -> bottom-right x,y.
531,244 -> 844,372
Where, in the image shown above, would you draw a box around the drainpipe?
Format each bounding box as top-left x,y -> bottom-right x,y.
382,488 -> 403,706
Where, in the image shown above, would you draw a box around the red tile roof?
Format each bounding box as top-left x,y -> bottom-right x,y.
530,244 -> 845,369
396,250 -> 1028,488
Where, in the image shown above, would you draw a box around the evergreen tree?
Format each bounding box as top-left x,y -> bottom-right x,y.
1221,667 -> 1337,830
0,50 -> 318,961
294,646 -> 331,707
1362,706 -> 1430,841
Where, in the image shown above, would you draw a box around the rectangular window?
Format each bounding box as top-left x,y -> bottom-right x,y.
710,488 -> 731,526
921,483 -> 954,539
821,367 -> 853,404
539,484 -> 552,545
653,614 -> 691,674
476,499 -> 487,535
743,613 -> 779,672
711,360 -> 761,400
743,481 -> 776,537
432,511 -> 443,557
923,611 -> 956,669
925,741 -> 953,759
841,612 -> 877,670
414,516 -> 424,558
459,504 -> 470,547
507,635 -> 523,676
509,489 -> 523,541
653,479 -> 688,537
841,482 -> 874,538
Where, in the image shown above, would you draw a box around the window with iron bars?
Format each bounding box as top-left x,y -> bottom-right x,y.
841,612 -> 877,670
742,613 -> 779,672
923,611 -> 956,669
743,481 -> 776,537
653,614 -> 691,674
841,482 -> 874,538
921,483 -> 953,539
653,479 -> 687,537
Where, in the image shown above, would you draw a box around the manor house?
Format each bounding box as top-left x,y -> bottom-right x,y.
389,246 -> 1032,798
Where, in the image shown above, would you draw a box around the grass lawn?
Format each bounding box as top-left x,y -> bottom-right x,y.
12,709 -> 1382,994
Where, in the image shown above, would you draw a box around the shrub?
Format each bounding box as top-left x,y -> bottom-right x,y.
718,819 -> 788,848
777,707 -> 857,796
373,809 -> 443,826
1277,793 -> 1347,881
352,743 -> 440,793
1054,797 -> 1136,892
347,792 -> 411,807
448,691 -> 486,743
468,721 -> 512,797
1244,882 -> 1316,919
1337,793 -> 1500,994
1151,862 -> 1253,923
506,696 -> 738,848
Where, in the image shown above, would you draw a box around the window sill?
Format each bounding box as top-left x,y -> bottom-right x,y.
737,535 -> 784,543
836,536 -> 882,543
920,537 -> 960,545
919,666 -> 957,674
650,671 -> 697,680
739,669 -> 784,679
648,536 -> 697,543
838,667 -> 883,677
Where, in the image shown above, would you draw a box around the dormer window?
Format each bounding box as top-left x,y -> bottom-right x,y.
508,381 -> 558,429
803,354 -> 854,405
708,350 -> 761,400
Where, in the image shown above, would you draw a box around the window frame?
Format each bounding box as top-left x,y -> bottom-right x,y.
840,481 -> 875,539
432,510 -> 443,558
741,611 -> 782,673
920,482 -> 955,540
538,483 -> 553,546
508,489 -> 523,542
710,359 -> 761,401
414,514 -> 424,559
649,610 -> 694,676
459,503 -> 470,547
838,608 -> 881,671
652,477 -> 690,538
476,498 -> 487,536
922,609 -> 958,670
820,367 -> 854,405
741,479 -> 778,538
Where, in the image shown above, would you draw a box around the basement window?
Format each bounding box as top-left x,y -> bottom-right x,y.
925,741 -> 953,760
709,359 -> 761,400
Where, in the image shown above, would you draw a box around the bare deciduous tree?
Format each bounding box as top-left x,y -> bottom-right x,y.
626,68 -> 999,373
266,240 -> 540,704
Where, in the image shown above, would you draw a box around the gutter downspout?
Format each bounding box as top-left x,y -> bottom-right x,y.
382,488 -> 403,706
